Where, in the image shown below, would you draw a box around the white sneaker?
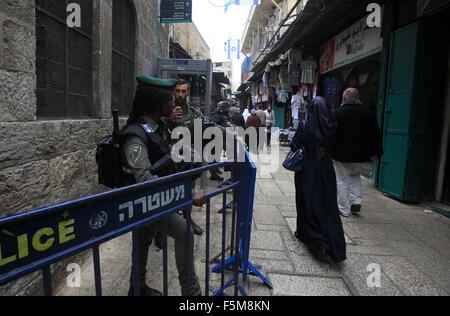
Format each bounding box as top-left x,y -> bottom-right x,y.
340,211 -> 351,218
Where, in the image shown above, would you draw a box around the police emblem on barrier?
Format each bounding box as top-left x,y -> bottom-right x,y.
89,211 -> 108,231
128,144 -> 142,167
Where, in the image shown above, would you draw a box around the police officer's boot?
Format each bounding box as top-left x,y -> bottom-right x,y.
154,232 -> 164,250
210,169 -> 224,182
182,210 -> 203,236
128,284 -> 163,296
190,220 -> 203,236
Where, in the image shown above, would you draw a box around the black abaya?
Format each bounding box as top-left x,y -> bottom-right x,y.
292,113 -> 346,263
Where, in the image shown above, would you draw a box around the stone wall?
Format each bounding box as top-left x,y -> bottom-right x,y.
0,0 -> 169,295
171,22 -> 211,60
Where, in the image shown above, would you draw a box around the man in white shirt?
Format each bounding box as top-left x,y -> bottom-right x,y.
291,97 -> 300,129
264,106 -> 275,147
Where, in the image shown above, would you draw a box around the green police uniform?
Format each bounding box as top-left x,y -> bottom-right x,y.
123,75 -> 201,296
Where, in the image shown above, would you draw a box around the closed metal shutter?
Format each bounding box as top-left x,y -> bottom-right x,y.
36,0 -> 93,119
112,0 -> 136,117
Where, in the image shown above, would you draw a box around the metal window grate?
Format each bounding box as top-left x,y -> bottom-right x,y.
36,0 -> 93,119
112,0 -> 136,117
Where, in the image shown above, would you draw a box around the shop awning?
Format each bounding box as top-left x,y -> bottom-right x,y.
251,0 -> 382,79
169,41 -> 192,59
237,81 -> 253,92
213,72 -> 231,85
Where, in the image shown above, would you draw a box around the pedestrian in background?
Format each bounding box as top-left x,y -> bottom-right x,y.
242,106 -> 251,122
230,106 -> 245,128
291,96 -> 346,263
245,109 -> 263,152
265,106 -> 275,147
333,88 -> 383,217
255,105 -> 267,150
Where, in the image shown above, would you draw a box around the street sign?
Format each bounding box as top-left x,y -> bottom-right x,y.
160,0 -> 193,24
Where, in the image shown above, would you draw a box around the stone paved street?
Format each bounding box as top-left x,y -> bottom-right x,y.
57,147 -> 450,296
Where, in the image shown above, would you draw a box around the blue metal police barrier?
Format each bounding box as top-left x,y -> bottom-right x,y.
0,145 -> 270,296
211,149 -> 273,296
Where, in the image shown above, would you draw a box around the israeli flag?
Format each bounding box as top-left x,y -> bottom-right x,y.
235,0 -> 261,4
225,0 -> 261,13
224,0 -> 235,13
227,39 -> 241,60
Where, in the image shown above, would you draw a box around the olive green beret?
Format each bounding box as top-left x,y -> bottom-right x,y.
136,75 -> 177,88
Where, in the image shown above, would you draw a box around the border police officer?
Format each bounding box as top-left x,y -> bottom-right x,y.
122,75 -> 204,296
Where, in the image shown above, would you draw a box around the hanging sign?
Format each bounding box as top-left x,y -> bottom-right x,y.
160,0 -> 193,23
320,16 -> 383,74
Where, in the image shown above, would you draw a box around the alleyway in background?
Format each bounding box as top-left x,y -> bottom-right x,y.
57,147 -> 450,296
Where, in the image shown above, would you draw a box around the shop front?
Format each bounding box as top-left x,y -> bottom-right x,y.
375,2 -> 450,204
317,15 -> 385,182
319,16 -> 384,114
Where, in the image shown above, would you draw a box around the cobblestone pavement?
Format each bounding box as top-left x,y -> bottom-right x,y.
57,147 -> 450,296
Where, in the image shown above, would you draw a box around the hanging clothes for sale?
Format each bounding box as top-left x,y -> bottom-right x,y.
277,88 -> 289,103
289,48 -> 303,87
262,72 -> 269,85
298,84 -> 309,98
292,91 -> 308,122
288,48 -> 303,72
269,70 -> 278,88
262,90 -> 269,102
279,66 -> 290,91
301,56 -> 318,84
289,69 -> 301,87
323,76 -> 344,110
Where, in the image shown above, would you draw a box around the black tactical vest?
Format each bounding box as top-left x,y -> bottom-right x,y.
120,120 -> 178,178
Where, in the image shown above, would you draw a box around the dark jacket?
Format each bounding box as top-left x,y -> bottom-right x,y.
230,112 -> 245,128
332,101 -> 383,163
245,114 -> 262,129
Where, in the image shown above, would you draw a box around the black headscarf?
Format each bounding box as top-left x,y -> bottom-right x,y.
307,96 -> 336,142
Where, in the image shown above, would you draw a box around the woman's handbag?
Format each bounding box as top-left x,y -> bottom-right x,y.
282,148 -> 304,172
282,120 -> 306,172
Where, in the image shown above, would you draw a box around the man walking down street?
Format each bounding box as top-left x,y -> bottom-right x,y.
246,109 -> 263,153
256,105 -> 267,150
265,106 -> 275,147
333,88 -> 383,217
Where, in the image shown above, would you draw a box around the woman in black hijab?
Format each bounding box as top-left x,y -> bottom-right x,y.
291,97 -> 346,263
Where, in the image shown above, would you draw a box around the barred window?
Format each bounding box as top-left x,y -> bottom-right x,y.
112,0 -> 136,117
35,0 -> 93,119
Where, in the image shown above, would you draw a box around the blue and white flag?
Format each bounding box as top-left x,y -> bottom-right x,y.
227,39 -> 241,60
224,0 -> 261,13
224,0 -> 235,13
235,0 -> 261,4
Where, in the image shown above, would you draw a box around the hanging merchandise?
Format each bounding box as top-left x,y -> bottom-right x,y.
288,48 -> 303,72
260,77 -> 269,103
288,48 -> 303,87
293,89 -> 308,121
262,88 -> 269,102
279,66 -> 290,91
301,56 -> 318,84
289,69 -> 301,87
323,76 -> 344,110
298,84 -> 309,98
269,70 -> 278,88
262,72 -> 269,85
258,82 -> 264,97
277,88 -> 289,103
